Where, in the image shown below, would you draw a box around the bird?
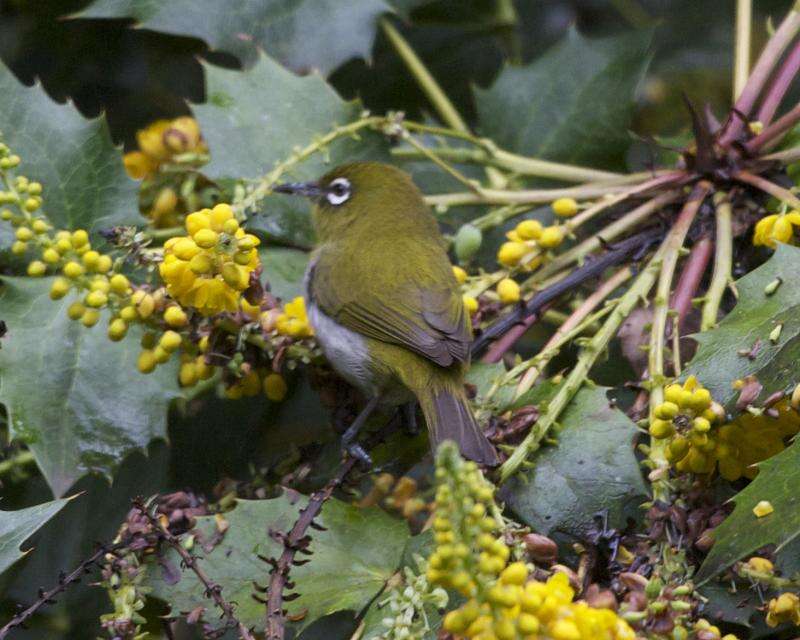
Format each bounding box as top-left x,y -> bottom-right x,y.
273,161 -> 498,466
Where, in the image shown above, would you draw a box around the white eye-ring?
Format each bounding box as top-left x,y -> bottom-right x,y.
326,177 -> 352,206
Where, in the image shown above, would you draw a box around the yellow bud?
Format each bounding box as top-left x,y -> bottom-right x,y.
193,228 -> 219,249
189,252 -> 214,275
90,277 -> 110,294
120,306 -> 137,321
15,227 -> 33,242
137,349 -> 157,374
443,610 -> 467,634
497,241 -> 527,266
159,330 -> 182,352
550,619 -> 581,640
538,225 -> 564,249
263,373 -> 288,402
179,362 -> 198,387
109,274 -> 130,294
516,219 -> 543,240
85,290 -> 108,308
153,345 -> 171,364
692,416 -> 711,433
452,265 -> 467,284
221,262 -> 247,289
153,188 -> 178,215
96,255 -> 113,273
499,561 -> 527,585
63,261 -> 85,279
80,308 -> 100,328
67,301 -> 85,320
31,219 -> 48,233
164,305 -> 188,328
552,197 -> 579,217
26,260 -> 46,277
649,419 -> 674,439
71,229 -> 89,248
237,234 -> 259,251
173,238 -> 200,261
494,617 -> 516,640
463,295 -> 479,314
664,384 -> 683,405
55,238 -> 71,253
108,318 -> 128,342
655,401 -> 679,420
82,250 -> 100,269
185,210 -> 211,235
222,218 -> 240,235
11,241 -> 27,255
50,277 -> 71,300
134,292 -> 155,319
746,557 -> 774,574
496,278 -> 521,304
42,248 -> 60,264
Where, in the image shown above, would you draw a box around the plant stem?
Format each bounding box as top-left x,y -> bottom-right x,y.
380,18 -> 468,133
734,0 -> 753,101
701,194 -> 733,330
513,267 -> 633,399
669,236 -> 713,335
757,40 -> 800,124
721,1 -> 800,145
498,246 -> 664,482
400,131 -> 482,193
146,226 -> 184,242
733,169 -> 800,208
392,146 -> 625,183
0,450 -> 36,477
746,101 -> 800,152
760,145 -> 800,163
647,183 -> 711,501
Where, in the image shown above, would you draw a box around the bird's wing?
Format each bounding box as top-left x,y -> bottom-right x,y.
309,241 -> 471,367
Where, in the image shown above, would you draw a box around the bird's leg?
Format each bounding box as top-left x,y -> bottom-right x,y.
401,402 -> 419,436
341,396 -> 381,467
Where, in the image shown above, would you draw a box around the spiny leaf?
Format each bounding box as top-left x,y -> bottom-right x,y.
76,0 -> 394,75
0,59 -> 141,238
0,497 -> 72,576
0,277 -> 180,496
501,385 -> 648,539
193,52 -> 388,247
147,494 -> 409,634
684,244 -> 800,411
697,438 -> 800,583
474,28 -> 652,171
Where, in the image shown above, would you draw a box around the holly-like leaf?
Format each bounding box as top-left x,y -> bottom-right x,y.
193,53 -> 389,247
684,244 -> 800,411
0,497 -> 72,577
148,494 -> 409,633
76,0 -> 392,76
501,386 -> 648,539
474,29 -> 652,171
697,439 -> 800,583
0,60 -> 141,237
0,277 -> 180,496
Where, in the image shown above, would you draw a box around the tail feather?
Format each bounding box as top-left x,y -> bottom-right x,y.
421,388 -> 499,466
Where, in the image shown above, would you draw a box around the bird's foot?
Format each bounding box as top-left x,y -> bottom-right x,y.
343,439 -> 373,469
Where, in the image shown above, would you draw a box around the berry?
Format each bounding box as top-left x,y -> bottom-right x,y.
552,197 -> 579,217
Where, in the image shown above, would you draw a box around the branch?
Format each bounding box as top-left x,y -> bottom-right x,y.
134,500 -> 256,640
756,39 -> 800,125
745,101 -> 800,152
734,0 -> 752,101
701,193 -> 734,331
733,169 -> 800,208
264,415 -> 398,640
0,544 -> 116,639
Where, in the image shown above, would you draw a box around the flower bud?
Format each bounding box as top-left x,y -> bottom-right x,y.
454,224 -> 482,262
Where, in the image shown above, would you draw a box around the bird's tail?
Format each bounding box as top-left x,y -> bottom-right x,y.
419,385 -> 499,466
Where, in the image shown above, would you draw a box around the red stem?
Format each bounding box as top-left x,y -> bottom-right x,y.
481,304 -> 550,364
720,7 -> 800,145
757,39 -> 800,125
667,236 -> 713,337
746,101 -> 800,153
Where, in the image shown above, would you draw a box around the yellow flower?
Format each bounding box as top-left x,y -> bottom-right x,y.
496,278 -> 520,304
136,119 -> 172,162
753,210 -> 800,248
159,204 -> 260,316
123,151 -> 158,180
766,592 -> 800,627
275,296 -> 314,338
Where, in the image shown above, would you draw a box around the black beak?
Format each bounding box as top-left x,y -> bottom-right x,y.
272,181 -> 324,198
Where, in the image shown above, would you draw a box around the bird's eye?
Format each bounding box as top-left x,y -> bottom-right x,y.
325,177 -> 351,206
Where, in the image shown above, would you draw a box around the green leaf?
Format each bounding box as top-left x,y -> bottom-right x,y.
148,494 -> 409,633
684,244 -> 800,411
193,53 -> 389,247
501,386 -> 648,538
0,60 -> 141,236
0,497 -> 71,577
260,247 -> 310,301
697,439 -> 800,583
0,277 -> 180,496
474,29 -> 652,171
77,0 -> 392,76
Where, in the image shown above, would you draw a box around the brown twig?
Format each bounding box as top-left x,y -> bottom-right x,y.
134,500 -> 256,640
0,544 -> 117,639
264,414 -> 399,640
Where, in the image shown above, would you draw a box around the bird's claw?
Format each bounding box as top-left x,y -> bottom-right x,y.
343,441 -> 373,469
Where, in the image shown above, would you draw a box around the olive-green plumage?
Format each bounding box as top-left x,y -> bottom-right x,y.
295,162 -> 497,465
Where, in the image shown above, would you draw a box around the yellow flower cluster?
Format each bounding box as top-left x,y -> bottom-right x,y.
652,376 -> 800,480
429,442 -> 634,640
274,296 -> 314,338
123,117 -> 206,181
160,204 -> 260,316
766,592 -> 800,627
753,210 -> 800,248
224,369 -> 288,401
497,218 -> 563,269
650,376 -> 722,475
